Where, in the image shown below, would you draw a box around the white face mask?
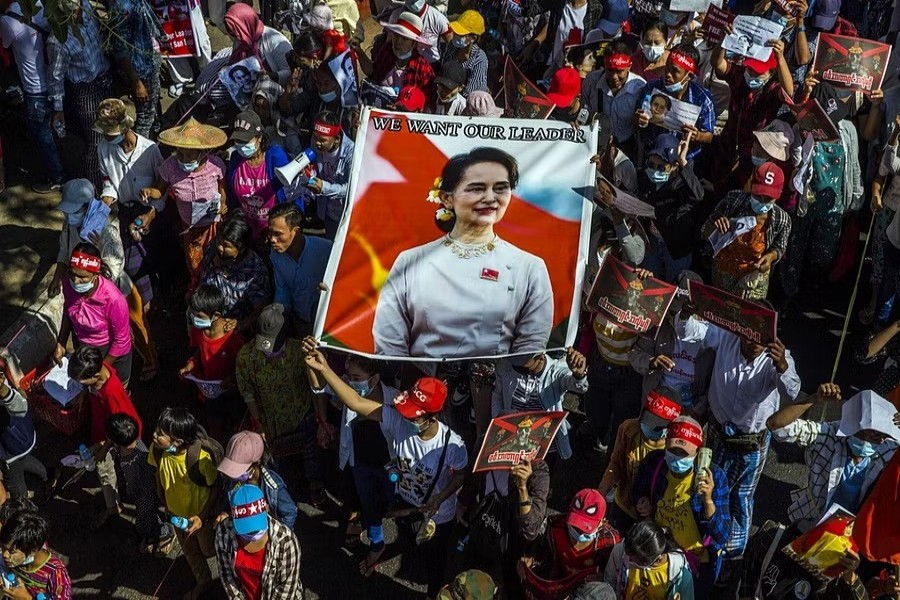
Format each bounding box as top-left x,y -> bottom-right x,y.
674,312 -> 706,342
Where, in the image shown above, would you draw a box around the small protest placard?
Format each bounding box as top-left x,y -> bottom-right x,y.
722,15 -> 783,61
586,254 -> 677,334
814,33 -> 892,93
701,5 -> 735,45
473,411 -> 567,472
643,90 -> 701,133
688,280 -> 778,344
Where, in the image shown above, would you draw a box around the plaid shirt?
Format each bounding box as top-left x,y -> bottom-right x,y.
215,517 -> 303,600
636,79 -> 717,162
370,42 -> 435,106
772,419 -> 898,529
45,1 -> 109,111
633,450 -> 732,553
702,190 -> 792,261
197,247 -> 272,321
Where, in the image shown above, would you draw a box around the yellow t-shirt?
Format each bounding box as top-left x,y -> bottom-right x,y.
614,427 -> 665,518
655,471 -> 709,563
148,447 -> 218,518
624,555 -> 670,600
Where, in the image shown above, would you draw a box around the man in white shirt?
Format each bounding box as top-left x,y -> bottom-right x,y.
700,323 -> 800,559
0,0 -> 64,193
390,0 -> 451,65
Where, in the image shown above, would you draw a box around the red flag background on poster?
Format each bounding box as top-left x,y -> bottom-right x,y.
813,33 -> 892,93
503,56 -> 556,119
688,280 -> 778,344
473,411 -> 567,472
585,254 -> 677,334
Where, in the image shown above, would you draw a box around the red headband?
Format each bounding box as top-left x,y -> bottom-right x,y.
668,50 -> 696,74
605,53 -> 633,70
313,120 -> 341,137
646,391 -> 682,421
70,252 -> 101,274
669,420 -> 703,446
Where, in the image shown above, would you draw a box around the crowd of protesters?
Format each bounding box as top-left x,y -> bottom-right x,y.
0,0 -> 899,597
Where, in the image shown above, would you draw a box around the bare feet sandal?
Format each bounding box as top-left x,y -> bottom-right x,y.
359,548 -> 385,578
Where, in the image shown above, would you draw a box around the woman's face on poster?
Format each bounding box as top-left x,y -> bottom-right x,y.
442,162 -> 513,228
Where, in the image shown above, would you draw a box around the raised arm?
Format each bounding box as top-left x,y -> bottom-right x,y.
767,382 -> 840,431
301,337 -> 384,421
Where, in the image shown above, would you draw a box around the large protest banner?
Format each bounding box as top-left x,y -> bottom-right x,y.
315,108 -> 596,360
473,411 -> 567,472
585,254 -> 677,334
688,280 -> 778,344
151,0 -> 200,57
503,56 -> 556,119
814,34 -> 892,93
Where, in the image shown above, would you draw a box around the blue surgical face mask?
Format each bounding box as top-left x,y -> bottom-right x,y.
67,210 -> 85,226
641,422 -> 666,440
751,155 -> 766,167
645,167 -> 670,184
664,77 -> 687,94
238,529 -> 267,543
71,280 -> 94,293
641,43 -> 665,62
568,525 -> 599,544
847,435 -> 877,458
19,555 -> 34,566
451,35 -> 470,49
346,377 -> 373,397
179,160 -> 200,172
191,314 -> 213,329
235,470 -> 252,482
744,71 -> 768,90
319,90 -> 338,103
406,0 -> 425,11
411,417 -> 433,434
665,450 -> 695,474
660,8 -> 681,26
395,49 -> 413,61
236,141 -> 257,158
108,133 -> 125,146
750,197 -> 774,214
165,444 -> 179,454
769,11 -> 789,28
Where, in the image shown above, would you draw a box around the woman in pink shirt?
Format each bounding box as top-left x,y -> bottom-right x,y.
53,243 -> 133,385
141,119 -> 229,290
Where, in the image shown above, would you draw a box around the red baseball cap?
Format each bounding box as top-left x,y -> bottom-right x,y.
750,162 -> 785,199
567,488 -> 607,533
744,52 -> 777,75
546,67 -> 581,109
393,377 -> 447,419
395,85 -> 426,112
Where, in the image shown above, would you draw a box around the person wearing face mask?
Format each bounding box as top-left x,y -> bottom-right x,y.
598,387 -> 683,533
604,520 -> 695,600
53,244 -> 133,387
149,407 -> 223,598
629,271 -> 713,418
767,384 -> 900,531
217,431 -> 297,529
388,0 -> 452,65
637,417 -> 731,592
433,60 -> 468,115
631,21 -> 670,82
728,119 -> 796,203
636,133 -> 703,281
225,110 -> 292,248
442,10 -> 489,97
94,97 -> 164,317
358,12 -> 436,107
306,110 -> 355,239
634,44 -> 716,164
547,66 -> 591,125
711,38 -> 793,194
67,345 -> 142,531
142,119 -> 228,291
703,162 -> 791,300
519,488 -> 620,589
582,40 -> 646,153
302,339 -> 468,598
215,484 -> 303,600
196,216 -> 272,332
179,284 -> 247,443
492,348 -> 588,468
305,353 -> 399,577
0,511 -> 72,599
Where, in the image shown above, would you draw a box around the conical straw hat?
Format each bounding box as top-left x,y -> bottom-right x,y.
158,118 -> 228,150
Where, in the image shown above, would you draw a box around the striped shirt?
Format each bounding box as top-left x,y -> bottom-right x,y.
442,43 -> 488,97
46,1 -> 109,111
16,552 -> 72,600
593,313 -> 637,366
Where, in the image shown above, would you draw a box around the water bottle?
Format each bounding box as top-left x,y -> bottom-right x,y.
4,574 -> 15,588
36,594 -> 46,600
131,218 -> 143,242
53,119 -> 65,138
171,516 -> 190,530
78,444 -> 96,472
385,461 -> 401,483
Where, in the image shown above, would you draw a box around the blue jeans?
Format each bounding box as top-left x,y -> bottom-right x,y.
24,94 -> 64,182
351,462 -> 394,551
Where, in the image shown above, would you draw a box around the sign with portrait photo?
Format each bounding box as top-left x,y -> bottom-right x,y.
151,0 -> 200,57
701,5 -> 735,45
473,411 -> 567,472
503,56 -> 556,120
721,15 -> 783,61
783,505 -> 858,586
688,280 -> 778,344
218,56 -> 261,111
643,90 -> 701,132
813,33 -> 892,93
585,254 -> 677,334
314,108 -> 596,360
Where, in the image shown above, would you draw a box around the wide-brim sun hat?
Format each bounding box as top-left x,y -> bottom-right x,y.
158,118 -> 228,150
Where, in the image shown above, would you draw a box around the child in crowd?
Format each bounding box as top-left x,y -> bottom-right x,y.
105,413 -> 175,555
180,284 -> 247,442
0,510 -> 72,599
149,407 -> 222,598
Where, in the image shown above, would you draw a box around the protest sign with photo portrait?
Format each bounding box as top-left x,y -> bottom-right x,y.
814,33 -> 892,93
722,15 -> 783,61
151,0 -> 200,57
585,254 -> 677,334
218,56 -> 261,111
642,90 -> 701,133
688,280 -> 778,344
473,411 -> 567,472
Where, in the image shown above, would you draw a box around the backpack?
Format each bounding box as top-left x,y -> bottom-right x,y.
151,427 -> 225,490
468,472 -> 510,560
